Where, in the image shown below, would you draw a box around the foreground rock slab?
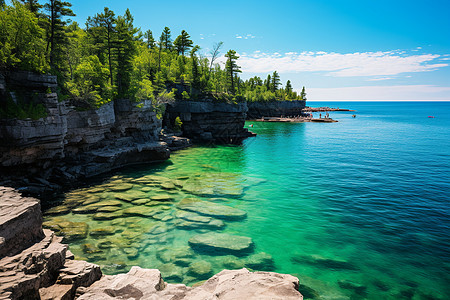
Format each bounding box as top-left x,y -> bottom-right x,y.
0,186 -> 44,257
77,267 -> 303,300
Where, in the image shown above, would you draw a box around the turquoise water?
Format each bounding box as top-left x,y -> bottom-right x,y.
44,101 -> 450,299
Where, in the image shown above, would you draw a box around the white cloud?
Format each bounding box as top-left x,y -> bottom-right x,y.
306,85 -> 450,101
237,50 -> 449,77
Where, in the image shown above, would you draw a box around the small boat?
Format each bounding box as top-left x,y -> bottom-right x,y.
428,116 -> 435,118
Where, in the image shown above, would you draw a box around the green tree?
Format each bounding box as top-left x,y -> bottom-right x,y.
173,30 -> 193,56
264,74 -> 271,91
0,1 -> 49,73
19,0 -> 42,15
300,86 -> 307,100
190,45 -> 201,92
43,0 -> 75,67
271,71 -> 280,92
285,80 -> 292,98
160,26 -> 172,50
90,7 -> 116,85
224,49 -> 241,95
114,8 -> 138,97
144,29 -> 155,49
66,55 -> 112,107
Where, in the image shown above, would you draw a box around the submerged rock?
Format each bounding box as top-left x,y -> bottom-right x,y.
89,226 -> 116,236
150,194 -> 173,202
158,263 -> 184,282
109,183 -> 134,192
338,280 -> 367,297
291,254 -> 358,271
222,256 -> 245,269
96,206 -> 121,213
92,212 -> 123,220
178,198 -> 246,220
189,233 -> 254,256
114,190 -> 147,202
176,211 -> 212,223
45,206 -> 70,216
245,252 -> 275,271
188,260 -> 212,279
122,207 -> 157,218
161,182 -> 177,190
97,200 -> 122,207
43,219 -> 88,242
182,173 -> 244,197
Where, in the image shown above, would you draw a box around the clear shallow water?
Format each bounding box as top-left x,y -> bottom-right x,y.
44,101 -> 450,299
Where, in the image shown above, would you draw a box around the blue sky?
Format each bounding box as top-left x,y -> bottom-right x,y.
31,0 -> 450,100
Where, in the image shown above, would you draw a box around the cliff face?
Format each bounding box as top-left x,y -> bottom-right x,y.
247,100 -> 307,119
165,101 -> 255,144
0,72 -> 172,196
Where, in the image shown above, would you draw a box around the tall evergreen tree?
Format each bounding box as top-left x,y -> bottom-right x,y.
190,45 -> 201,92
19,0 -> 42,15
90,7 -> 116,85
285,80 -> 292,97
160,27 -> 172,50
265,74 -> 271,91
224,49 -> 241,95
43,0 -> 75,67
114,8 -> 138,97
300,86 -> 307,100
173,30 -> 193,56
271,71 -> 280,92
144,29 -> 155,49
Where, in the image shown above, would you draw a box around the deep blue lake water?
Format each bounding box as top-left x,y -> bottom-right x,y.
45,101 -> 450,299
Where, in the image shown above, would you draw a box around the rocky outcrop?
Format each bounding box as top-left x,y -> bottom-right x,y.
0,187 -> 44,258
247,100 -> 306,119
165,101 -> 255,143
77,267 -> 303,300
0,72 -> 189,197
0,92 -> 67,168
0,187 -> 102,299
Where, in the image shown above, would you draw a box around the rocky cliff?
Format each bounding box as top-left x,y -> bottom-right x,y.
0,72 -> 185,197
247,100 -> 307,119
165,101 -> 255,144
0,187 -> 303,299
0,187 -> 102,299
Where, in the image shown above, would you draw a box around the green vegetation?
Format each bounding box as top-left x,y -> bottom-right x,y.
0,1 -> 307,111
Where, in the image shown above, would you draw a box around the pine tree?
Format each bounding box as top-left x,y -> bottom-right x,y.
173,30 -> 193,56
285,80 -> 292,98
160,27 -> 172,50
190,45 -> 201,92
144,29 -> 155,49
90,7 -> 116,85
114,8 -> 138,97
43,0 -> 75,67
300,86 -> 307,100
265,74 -> 271,91
224,49 -> 241,95
271,71 -> 280,92
19,0 -> 42,15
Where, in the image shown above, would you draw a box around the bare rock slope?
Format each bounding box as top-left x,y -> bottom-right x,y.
78,267 -> 303,300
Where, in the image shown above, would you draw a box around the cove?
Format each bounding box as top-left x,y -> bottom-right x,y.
43,102 -> 450,300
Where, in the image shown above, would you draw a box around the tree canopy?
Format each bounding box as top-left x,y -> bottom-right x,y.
0,1 -> 307,109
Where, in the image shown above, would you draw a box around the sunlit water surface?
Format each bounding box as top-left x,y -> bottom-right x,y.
44,102 -> 450,299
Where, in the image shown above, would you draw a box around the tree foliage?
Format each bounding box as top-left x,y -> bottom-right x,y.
1,2 -> 307,109
0,1 -> 49,73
